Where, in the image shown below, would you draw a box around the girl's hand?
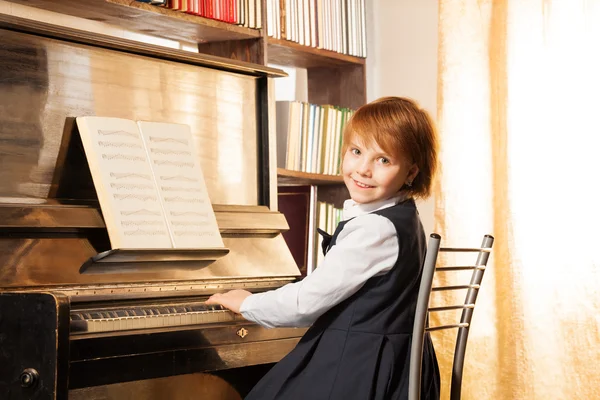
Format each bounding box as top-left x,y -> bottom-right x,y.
205,289 -> 252,314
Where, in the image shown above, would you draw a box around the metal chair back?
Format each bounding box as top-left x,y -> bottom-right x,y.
409,233 -> 494,400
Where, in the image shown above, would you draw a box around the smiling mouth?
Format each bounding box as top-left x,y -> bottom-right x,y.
353,179 -> 375,189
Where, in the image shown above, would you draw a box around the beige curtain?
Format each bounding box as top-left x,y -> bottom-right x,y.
434,1 -> 600,398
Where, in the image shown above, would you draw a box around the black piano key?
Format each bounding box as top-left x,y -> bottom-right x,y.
133,308 -> 146,317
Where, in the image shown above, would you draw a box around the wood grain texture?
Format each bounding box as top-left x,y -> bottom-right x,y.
198,38 -> 265,64
277,168 -> 345,186
267,37 -> 365,68
307,64 -> 367,110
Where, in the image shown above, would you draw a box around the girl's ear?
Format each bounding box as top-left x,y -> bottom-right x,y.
407,164 -> 420,184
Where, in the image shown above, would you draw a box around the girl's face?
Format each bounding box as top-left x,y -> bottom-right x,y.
341,137 -> 418,204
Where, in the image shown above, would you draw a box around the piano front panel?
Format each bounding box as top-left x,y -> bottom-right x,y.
0,27 -> 259,206
69,326 -> 303,390
69,373 -> 246,400
68,299 -> 306,390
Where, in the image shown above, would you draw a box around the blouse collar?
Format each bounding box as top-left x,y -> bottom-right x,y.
342,194 -> 408,221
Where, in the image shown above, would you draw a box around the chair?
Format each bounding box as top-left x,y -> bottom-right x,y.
409,233 -> 494,400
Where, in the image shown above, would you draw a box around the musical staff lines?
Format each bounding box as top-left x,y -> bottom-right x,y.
171,221 -> 207,226
99,141 -> 143,149
121,220 -> 164,227
110,183 -> 154,190
102,154 -> 146,163
121,209 -> 162,216
150,148 -> 192,156
174,231 -> 216,237
161,186 -> 202,193
98,129 -> 138,138
149,136 -> 188,145
164,196 -> 205,204
159,175 -> 198,182
124,229 -> 168,236
153,160 -> 194,168
113,193 -> 158,201
111,173 -> 152,180
170,211 -> 207,217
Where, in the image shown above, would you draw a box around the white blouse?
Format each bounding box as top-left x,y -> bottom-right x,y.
239,195 -> 404,328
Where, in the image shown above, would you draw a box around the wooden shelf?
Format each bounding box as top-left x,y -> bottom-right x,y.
277,168 -> 345,186
6,0 -> 261,43
267,38 -> 365,69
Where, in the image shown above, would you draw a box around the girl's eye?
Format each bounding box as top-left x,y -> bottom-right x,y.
378,157 -> 390,165
350,148 -> 361,155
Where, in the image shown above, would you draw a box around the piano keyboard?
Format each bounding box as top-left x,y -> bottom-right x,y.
70,302 -> 242,333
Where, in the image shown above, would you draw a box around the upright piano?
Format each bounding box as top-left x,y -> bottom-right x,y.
0,15 -> 305,400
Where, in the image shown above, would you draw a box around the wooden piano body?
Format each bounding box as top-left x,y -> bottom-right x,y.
0,15 -> 305,399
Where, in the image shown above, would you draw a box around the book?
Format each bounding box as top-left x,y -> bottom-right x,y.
75,116 -> 224,250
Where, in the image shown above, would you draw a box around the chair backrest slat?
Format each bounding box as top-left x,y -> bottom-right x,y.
408,234 -> 494,400
432,284 -> 480,291
435,266 -> 484,271
426,323 -> 470,332
429,304 -> 475,312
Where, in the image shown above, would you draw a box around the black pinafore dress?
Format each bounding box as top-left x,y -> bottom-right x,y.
245,199 -> 440,400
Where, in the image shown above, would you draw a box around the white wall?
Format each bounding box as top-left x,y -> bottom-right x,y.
366,0 -> 439,236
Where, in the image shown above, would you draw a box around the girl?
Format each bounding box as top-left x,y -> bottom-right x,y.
206,96 -> 440,400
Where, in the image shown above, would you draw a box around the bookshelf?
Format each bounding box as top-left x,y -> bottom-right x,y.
3,0 -> 364,274
5,0 -> 261,43
277,168 -> 344,186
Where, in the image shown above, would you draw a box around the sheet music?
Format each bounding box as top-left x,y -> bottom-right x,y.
76,117 -> 172,249
137,121 -> 224,249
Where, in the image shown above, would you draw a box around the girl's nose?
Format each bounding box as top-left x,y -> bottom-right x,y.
356,160 -> 372,177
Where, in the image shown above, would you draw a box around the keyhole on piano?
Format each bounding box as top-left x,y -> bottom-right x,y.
19,368 -> 39,388
236,327 -> 248,339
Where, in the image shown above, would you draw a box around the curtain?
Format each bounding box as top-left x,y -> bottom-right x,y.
434,1 -> 600,398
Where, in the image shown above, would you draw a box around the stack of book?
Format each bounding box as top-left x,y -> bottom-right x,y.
138,0 -> 262,29
276,100 -> 353,175
267,0 -> 367,57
